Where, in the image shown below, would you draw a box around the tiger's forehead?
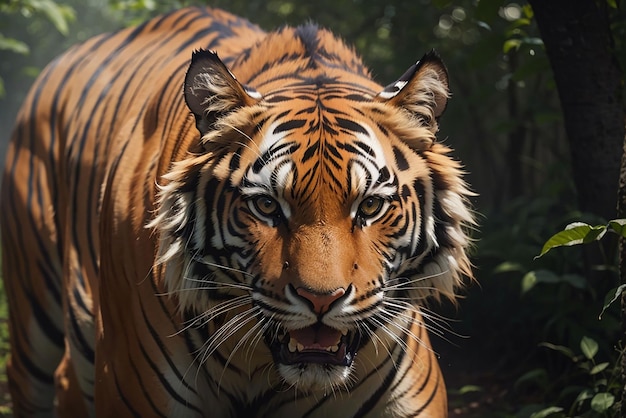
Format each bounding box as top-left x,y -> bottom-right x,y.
240,95 -> 397,214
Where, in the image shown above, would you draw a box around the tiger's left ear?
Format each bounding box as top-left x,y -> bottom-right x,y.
184,49 -> 262,135
376,51 -> 449,132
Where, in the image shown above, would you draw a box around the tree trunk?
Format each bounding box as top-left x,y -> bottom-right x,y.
620,143 -> 626,417
528,1 -> 625,415
528,0 -> 623,221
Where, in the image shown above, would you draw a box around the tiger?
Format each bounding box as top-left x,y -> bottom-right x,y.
0,6 -> 474,418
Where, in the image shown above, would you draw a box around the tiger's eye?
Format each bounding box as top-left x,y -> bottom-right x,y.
358,196 -> 384,218
254,195 -> 279,216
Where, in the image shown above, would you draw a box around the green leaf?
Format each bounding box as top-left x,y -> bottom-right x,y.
522,272 -> 587,293
503,38 -> 521,53
31,0 -> 73,35
600,284 -> 626,319
521,270 -> 579,294
580,336 -> 598,360
0,34 -> 29,54
539,342 -> 575,360
458,385 -> 483,394
529,406 -> 564,418
522,4 -> 534,18
590,362 -> 610,375
536,222 -> 607,258
493,261 -> 524,274
574,388 -> 595,405
590,392 -> 615,412
608,219 -> 626,237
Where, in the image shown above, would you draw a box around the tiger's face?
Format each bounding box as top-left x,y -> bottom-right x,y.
240,98 -> 411,389
152,49 -> 472,393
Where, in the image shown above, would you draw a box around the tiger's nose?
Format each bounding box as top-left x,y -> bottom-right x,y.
296,287 -> 346,315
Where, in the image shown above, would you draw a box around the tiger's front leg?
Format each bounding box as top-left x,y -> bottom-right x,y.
92,222 -> 237,417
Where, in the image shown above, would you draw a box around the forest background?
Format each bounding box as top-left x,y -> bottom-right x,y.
0,0 -> 625,416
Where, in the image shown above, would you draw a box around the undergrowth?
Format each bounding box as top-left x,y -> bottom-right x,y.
446,189 -> 623,417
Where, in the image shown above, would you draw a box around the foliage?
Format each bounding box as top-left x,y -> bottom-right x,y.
443,189 -> 621,416
519,336 -> 620,417
518,220 -> 625,417
538,220 -> 626,258
0,0 -> 75,96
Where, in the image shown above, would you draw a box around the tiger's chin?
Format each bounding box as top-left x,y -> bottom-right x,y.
276,363 -> 353,391
265,323 -> 361,391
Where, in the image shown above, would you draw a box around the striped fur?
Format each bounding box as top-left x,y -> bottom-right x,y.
0,7 -> 474,417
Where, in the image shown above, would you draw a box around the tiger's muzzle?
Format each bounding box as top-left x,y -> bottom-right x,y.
263,284 -> 362,368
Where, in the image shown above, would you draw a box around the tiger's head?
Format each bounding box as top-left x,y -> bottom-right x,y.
150,29 -> 473,393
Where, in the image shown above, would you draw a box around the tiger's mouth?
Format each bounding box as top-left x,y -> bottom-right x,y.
266,323 -> 360,367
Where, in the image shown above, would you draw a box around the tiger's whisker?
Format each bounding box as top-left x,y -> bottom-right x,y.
218,318 -> 267,389
379,302 -> 452,342
171,296 -> 254,337
189,256 -> 256,278
374,310 -> 439,356
383,270 -> 448,290
381,299 -> 460,338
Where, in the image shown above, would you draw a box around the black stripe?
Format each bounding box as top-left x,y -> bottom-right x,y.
64,27 -> 154,279
135,333 -> 204,414
50,35 -> 113,263
17,67 -> 65,316
389,313 -> 425,397
353,339 -> 408,417
139,298 -> 198,397
302,140 -> 320,163
153,6 -> 197,31
29,269 -> 64,349
129,348 -> 169,418
393,146 -> 410,171
113,369 -> 142,418
335,117 -> 368,135
273,119 -> 306,134
36,261 -> 62,315
413,180 -> 428,258
11,330 -> 55,385
412,361 -> 441,416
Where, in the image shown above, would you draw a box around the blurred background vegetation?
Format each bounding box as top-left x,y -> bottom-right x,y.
0,0 -> 625,416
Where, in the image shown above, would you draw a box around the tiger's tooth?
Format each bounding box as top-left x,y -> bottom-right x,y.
341,329 -> 348,336
288,338 -> 298,353
327,345 -> 339,353
296,343 -> 304,352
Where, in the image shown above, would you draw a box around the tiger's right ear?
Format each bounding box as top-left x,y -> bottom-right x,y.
375,51 -> 449,134
184,49 -> 262,135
